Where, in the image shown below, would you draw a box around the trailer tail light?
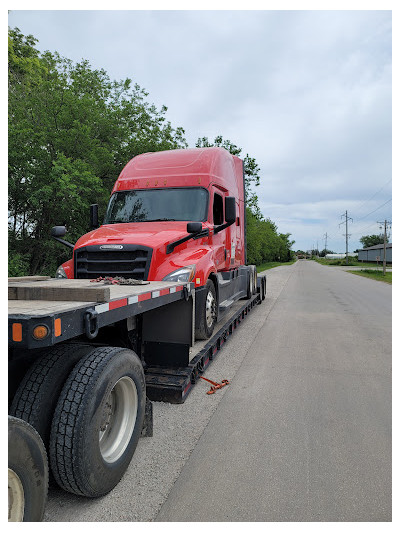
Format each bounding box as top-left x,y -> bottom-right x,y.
33,325 -> 49,340
12,323 -> 22,342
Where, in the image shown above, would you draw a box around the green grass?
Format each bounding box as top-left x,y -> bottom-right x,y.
347,269 -> 392,284
313,257 -> 391,268
257,259 -> 296,272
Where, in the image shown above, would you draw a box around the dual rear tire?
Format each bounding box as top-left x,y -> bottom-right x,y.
9,344 -> 146,506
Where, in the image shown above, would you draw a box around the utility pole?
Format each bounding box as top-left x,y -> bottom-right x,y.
339,211 -> 353,265
377,219 -> 392,275
323,232 -> 328,254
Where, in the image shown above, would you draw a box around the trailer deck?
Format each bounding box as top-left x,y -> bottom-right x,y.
9,278 -> 193,350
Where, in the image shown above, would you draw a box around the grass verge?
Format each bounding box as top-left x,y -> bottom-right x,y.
347,269 -> 392,284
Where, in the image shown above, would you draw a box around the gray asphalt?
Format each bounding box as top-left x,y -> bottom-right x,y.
155,260 -> 392,522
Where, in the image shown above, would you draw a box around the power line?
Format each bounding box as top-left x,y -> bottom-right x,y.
354,198 -> 392,222
352,178 -> 392,215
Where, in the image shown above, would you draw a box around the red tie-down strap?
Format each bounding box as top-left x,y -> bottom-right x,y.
199,376 -> 230,395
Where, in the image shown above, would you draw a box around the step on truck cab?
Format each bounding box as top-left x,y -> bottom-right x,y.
53,147 -> 258,339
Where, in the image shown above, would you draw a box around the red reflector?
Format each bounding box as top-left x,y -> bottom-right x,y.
109,298 -> 128,310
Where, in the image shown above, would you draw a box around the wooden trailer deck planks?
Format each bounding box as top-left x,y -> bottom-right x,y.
8,278 -> 186,317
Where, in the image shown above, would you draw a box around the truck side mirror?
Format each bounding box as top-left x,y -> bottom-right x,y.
51,225 -> 67,238
187,222 -> 202,234
51,225 -> 74,249
225,197 -> 236,224
90,204 -> 99,229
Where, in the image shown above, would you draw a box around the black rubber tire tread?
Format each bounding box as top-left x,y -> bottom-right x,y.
49,346 -> 146,497
252,266 -> 257,295
8,416 -> 48,522
10,343 -> 96,450
262,275 -> 267,300
246,267 -> 253,299
195,279 -> 217,340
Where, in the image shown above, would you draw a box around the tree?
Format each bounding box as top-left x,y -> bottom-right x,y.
8,27 -> 187,275
319,249 -> 335,257
359,234 -> 385,248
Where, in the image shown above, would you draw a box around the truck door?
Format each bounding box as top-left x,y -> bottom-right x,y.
212,189 -> 230,270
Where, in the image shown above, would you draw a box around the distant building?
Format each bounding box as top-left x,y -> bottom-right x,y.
358,243 -> 392,263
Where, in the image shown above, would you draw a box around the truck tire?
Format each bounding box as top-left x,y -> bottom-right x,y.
10,343 -> 96,451
49,346 -> 146,497
195,279 -> 217,340
246,266 -> 257,299
257,274 -> 266,303
252,266 -> 258,295
8,416 -> 48,522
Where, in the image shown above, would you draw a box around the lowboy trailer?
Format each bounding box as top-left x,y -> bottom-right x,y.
8,274 -> 266,521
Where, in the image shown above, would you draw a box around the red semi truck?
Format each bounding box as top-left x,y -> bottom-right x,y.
52,147 -> 258,339
8,147 -> 267,520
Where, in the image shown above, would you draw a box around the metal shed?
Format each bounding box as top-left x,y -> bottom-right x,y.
358,243 -> 392,263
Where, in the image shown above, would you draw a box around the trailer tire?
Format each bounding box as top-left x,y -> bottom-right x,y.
8,416 -> 48,522
10,344 -> 96,451
49,346 -> 146,497
195,279 -> 217,340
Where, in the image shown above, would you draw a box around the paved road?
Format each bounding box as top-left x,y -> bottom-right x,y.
156,260 -> 392,521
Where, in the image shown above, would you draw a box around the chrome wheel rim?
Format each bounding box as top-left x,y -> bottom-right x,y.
8,468 -> 24,522
205,290 -> 216,329
99,376 -> 138,463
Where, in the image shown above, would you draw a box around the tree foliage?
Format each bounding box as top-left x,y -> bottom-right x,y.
8,27 -> 187,275
359,234 -> 385,248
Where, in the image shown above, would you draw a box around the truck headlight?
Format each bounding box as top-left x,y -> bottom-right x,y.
162,265 -> 196,283
55,265 -> 67,279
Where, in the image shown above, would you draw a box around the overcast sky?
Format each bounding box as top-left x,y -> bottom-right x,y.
8,5 -> 393,253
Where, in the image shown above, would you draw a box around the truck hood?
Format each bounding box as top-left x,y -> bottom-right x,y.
74,221 -> 197,250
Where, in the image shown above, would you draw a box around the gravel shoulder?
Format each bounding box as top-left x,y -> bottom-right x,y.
44,263 -> 296,522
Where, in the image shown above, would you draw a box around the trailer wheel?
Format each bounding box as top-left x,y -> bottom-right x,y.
8,416 -> 48,522
10,343 -> 96,450
195,279 -> 217,340
50,346 -> 146,497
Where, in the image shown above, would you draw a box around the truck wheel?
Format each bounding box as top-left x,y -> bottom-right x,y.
10,343 -> 96,450
50,346 -> 146,497
246,266 -> 256,298
252,266 -> 258,295
195,279 -> 217,340
8,416 -> 48,522
257,274 -> 266,303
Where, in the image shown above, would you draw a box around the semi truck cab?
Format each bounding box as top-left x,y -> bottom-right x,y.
53,147 -> 256,339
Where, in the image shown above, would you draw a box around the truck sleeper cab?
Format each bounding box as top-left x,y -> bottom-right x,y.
54,147 -> 257,339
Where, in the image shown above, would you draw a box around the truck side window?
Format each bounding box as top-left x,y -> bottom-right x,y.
213,193 -> 224,225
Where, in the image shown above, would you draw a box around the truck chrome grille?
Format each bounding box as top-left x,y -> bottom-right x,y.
74,245 -> 152,280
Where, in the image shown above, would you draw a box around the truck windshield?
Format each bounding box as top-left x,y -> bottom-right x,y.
104,187 -> 209,224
